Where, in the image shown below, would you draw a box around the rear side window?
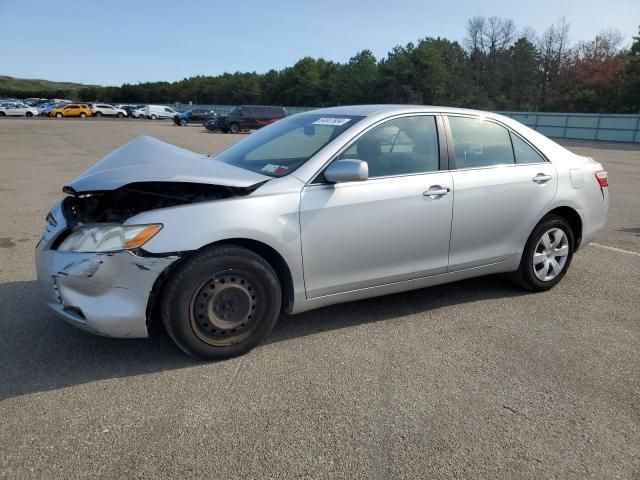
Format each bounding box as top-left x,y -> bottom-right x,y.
338,115 -> 439,177
511,134 -> 545,164
448,116 -> 514,168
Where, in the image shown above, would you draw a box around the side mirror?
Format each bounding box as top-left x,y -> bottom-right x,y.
324,159 -> 368,183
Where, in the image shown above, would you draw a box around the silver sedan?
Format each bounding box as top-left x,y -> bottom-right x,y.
35,105 -> 609,358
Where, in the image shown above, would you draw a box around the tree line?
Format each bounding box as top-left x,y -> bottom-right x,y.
5,17 -> 640,113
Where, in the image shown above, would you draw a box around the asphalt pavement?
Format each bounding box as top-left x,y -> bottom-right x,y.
0,118 -> 638,479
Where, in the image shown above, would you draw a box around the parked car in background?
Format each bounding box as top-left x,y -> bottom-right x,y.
145,104 -> 177,120
34,105 -> 609,359
129,106 -> 147,118
91,103 -> 127,118
207,105 -> 286,133
38,102 -> 64,116
0,102 -> 39,117
50,103 -> 91,118
173,108 -> 216,126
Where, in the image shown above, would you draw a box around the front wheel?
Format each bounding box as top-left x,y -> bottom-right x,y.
95,111 -> 102,117
512,214 -> 574,291
80,112 -> 87,118
229,122 -> 240,134
161,245 -> 282,359
150,114 -> 157,120
116,112 -> 124,118
55,112 -> 63,118
26,111 -> 33,117
180,118 -> 188,126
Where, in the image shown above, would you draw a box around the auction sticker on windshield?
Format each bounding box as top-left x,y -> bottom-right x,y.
312,117 -> 351,126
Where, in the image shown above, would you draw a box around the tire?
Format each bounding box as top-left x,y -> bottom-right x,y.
117,112 -> 124,118
25,111 -> 33,117
56,112 -> 63,118
229,122 -> 240,134
181,118 -> 188,126
161,244 -> 282,359
80,112 -> 87,118
512,214 -> 575,292
95,111 -> 103,117
0,112 -> 5,117
151,114 -> 157,120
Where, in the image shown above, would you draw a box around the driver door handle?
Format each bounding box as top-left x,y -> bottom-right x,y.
533,173 -> 552,183
423,186 -> 450,197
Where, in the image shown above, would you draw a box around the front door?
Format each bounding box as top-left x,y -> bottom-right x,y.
300,115 -> 454,299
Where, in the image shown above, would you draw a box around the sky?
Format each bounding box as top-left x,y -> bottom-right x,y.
1,0 -> 638,86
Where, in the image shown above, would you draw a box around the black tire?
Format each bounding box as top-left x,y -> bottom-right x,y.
80,112 -> 87,118
95,111 -> 103,117
0,112 -> 6,116
161,244 -> 282,359
180,118 -> 188,126
512,214 -> 575,292
25,111 -> 33,117
117,112 -> 124,118
55,112 -> 63,118
229,122 -> 240,134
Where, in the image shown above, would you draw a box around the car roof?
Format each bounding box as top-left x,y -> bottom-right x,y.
304,104 -> 509,119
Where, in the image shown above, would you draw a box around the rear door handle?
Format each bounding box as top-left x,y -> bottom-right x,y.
533,173 -> 552,183
423,186 -> 450,198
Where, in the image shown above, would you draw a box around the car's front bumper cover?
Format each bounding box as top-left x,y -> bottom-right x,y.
35,201 -> 179,338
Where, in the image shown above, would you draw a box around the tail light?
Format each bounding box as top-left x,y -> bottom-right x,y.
595,170 -> 608,187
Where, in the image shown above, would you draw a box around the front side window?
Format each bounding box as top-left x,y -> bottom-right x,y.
213,113 -> 364,177
337,116 -> 439,177
448,116 -> 514,168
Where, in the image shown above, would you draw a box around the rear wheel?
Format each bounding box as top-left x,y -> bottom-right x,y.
181,118 -> 188,126
0,112 -> 6,117
25,111 -> 33,117
161,245 -> 282,359
116,112 -> 124,118
151,114 -> 157,120
512,214 -> 574,291
80,112 -> 87,118
95,111 -> 103,117
229,122 -> 240,134
55,112 -> 63,118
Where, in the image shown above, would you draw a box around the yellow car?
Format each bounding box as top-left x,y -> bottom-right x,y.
50,103 -> 91,118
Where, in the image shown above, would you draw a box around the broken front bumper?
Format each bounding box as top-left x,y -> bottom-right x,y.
35,201 -> 178,338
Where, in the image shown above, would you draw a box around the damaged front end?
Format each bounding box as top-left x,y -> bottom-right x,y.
35,135 -> 270,338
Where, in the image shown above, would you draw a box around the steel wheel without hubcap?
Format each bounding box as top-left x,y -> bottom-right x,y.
533,228 -> 569,281
190,271 -> 258,346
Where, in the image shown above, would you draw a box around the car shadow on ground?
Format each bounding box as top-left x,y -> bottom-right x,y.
0,276 -> 528,401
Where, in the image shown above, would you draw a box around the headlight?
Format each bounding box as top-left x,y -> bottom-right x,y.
58,224 -> 162,253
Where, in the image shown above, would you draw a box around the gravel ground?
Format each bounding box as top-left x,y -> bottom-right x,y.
0,117 -> 639,479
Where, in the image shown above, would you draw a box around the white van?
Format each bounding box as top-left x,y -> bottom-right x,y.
144,105 -> 177,120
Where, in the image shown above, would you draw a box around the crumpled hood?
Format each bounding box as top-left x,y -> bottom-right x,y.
65,135 -> 270,193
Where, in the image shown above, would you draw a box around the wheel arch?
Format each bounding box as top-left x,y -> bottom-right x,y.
145,238 -> 295,334
544,206 -> 583,249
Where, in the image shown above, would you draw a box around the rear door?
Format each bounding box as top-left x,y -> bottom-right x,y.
444,115 -> 557,271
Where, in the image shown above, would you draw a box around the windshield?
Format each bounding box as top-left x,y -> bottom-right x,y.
212,113 -> 364,177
